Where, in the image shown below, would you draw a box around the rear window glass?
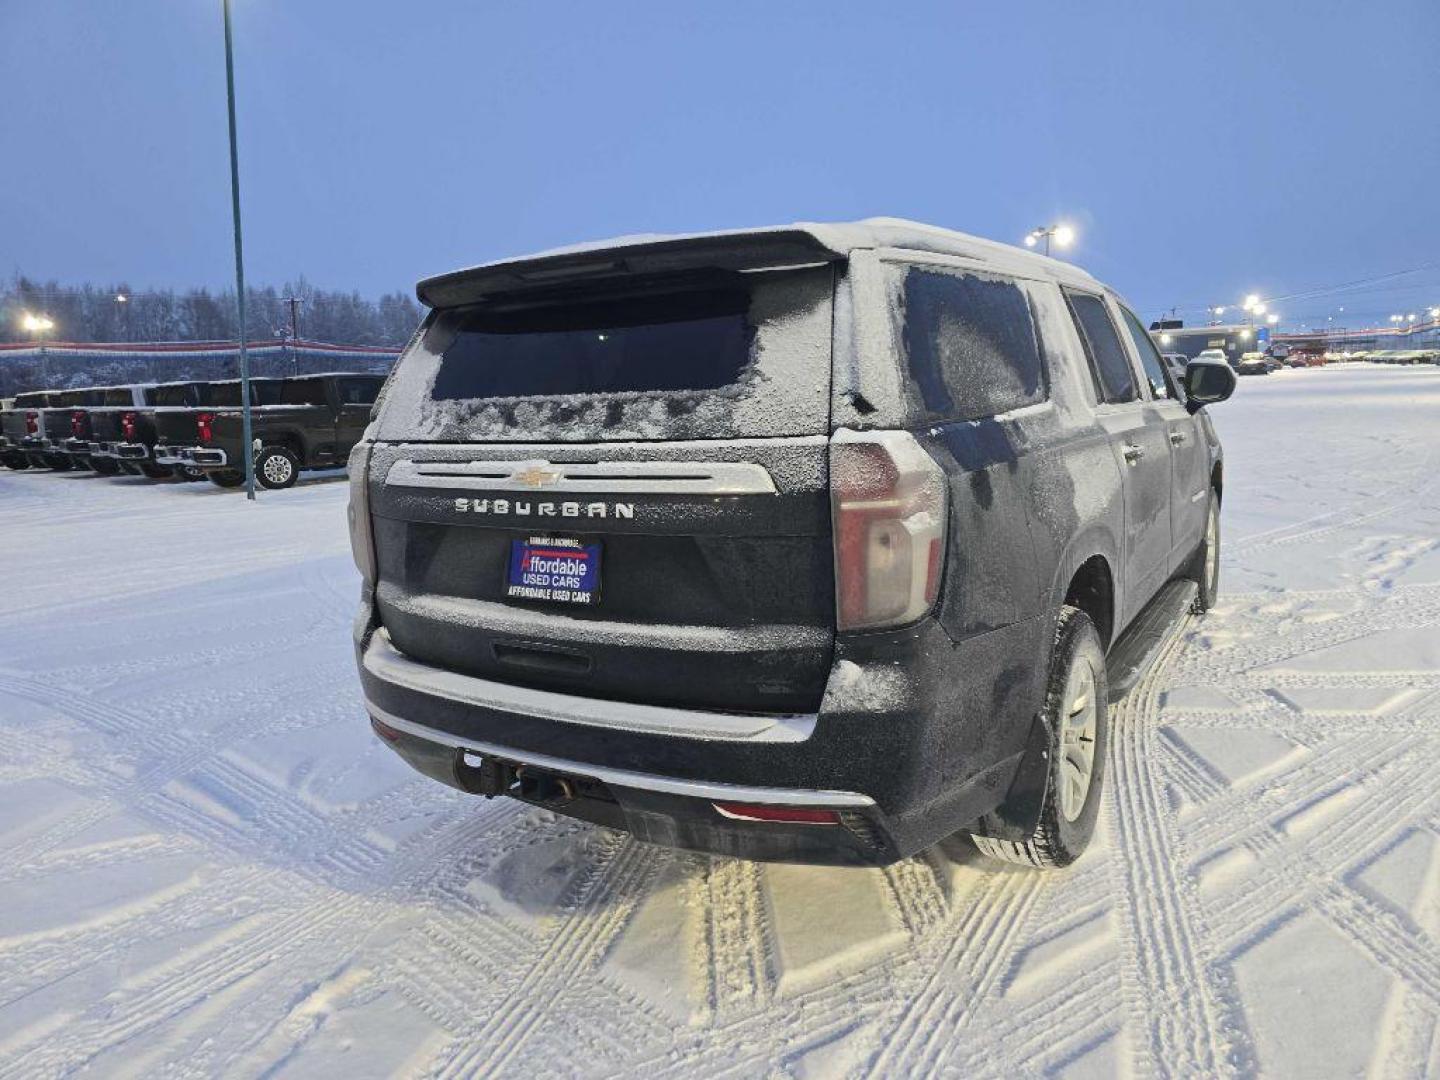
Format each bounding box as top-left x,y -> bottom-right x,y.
375,266 -> 834,443
102,388 -> 133,406
279,380 -> 329,406
16,392 -> 49,407
211,380 -> 284,406
153,384 -> 201,407
337,377 -> 382,405
887,265 -> 1048,422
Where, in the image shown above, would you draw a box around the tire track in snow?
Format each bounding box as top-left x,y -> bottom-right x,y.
1107,617 -> 1253,1078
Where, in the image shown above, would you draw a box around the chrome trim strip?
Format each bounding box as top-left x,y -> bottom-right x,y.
366,702 -> 872,808
364,630 -> 815,742
386,458 -> 777,496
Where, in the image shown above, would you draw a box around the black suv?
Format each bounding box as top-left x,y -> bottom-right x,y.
349,219 -> 1236,868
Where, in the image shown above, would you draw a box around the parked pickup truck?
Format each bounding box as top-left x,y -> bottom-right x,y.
1,390 -> 60,469
43,388 -> 115,470
162,373 -> 384,489
94,381 -> 212,480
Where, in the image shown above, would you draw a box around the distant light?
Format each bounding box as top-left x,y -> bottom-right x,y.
1252,303 -> 1267,316
1407,313 -> 1417,322
1053,224 -> 1076,248
1430,307 -> 1440,318
1023,233 -> 1038,248
1160,333 -> 1173,345
597,333 -> 608,342
21,313 -> 54,333
1212,306 -> 1226,317
1240,329 -> 1252,340
1266,314 -> 1279,325
114,293 -> 129,303
1244,294 -> 1260,309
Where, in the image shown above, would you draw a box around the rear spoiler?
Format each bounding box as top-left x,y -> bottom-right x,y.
416,229 -> 844,309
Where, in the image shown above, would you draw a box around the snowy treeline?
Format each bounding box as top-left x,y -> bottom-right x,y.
1,274 -> 423,349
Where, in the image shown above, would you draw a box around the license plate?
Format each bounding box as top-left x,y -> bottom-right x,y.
506,537 -> 602,606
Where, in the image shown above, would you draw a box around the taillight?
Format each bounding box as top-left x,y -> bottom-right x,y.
122,412 -> 137,441
196,411 -> 216,444
830,429 -> 948,631
348,441 -> 376,584
24,411 -> 38,435
71,410 -> 86,437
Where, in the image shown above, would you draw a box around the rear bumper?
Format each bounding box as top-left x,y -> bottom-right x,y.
191,447 -> 229,467
356,603 -> 1048,864
112,441 -> 151,461
153,445 -> 195,466
63,439 -> 94,456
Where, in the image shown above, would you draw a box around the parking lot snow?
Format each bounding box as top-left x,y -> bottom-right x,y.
1,364 -> 1438,1077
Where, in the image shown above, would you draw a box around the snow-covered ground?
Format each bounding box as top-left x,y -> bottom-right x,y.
2,363 -> 1438,1078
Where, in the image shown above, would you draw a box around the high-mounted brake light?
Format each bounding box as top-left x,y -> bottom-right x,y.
121,411 -> 137,441
830,429 -> 948,631
70,410 -> 86,438
712,802 -> 841,825
196,411 -> 216,445
347,441 -> 377,584
24,411 -> 38,436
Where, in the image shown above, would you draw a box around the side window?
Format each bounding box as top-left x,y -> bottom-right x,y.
279,380 -> 328,406
891,265 -> 1048,422
337,378 -> 381,405
1118,307 -> 1175,399
1064,290 -> 1138,404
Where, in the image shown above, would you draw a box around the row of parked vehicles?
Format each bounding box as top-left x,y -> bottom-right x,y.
0,372 -> 385,488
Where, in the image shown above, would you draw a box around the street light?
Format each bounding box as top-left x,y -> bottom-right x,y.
1244,294 -> 1260,310
1023,224 -> 1076,256
1266,313 -> 1280,325
222,0 -> 257,500
1252,303 -> 1267,317
22,313 -> 56,384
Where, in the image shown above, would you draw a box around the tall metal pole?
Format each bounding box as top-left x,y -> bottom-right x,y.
223,0 -> 257,500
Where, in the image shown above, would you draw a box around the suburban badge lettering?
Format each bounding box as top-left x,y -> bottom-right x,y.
452,497 -> 634,519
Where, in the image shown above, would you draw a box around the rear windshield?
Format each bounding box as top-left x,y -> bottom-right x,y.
211,380 -> 284,406
279,379 -> 329,406
375,266 -> 834,442
153,384 -> 201,407
15,392 -> 50,407
102,388 -> 133,406
59,389 -> 106,407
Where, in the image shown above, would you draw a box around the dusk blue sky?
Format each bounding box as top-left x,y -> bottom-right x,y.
3,1 -> 1438,330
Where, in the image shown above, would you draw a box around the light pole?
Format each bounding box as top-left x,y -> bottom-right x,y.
23,313 -> 55,386
222,0 -> 257,500
114,293 -> 130,343
1023,224 -> 1076,257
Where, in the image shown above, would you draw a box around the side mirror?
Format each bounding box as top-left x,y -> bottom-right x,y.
1184,360 -> 1236,411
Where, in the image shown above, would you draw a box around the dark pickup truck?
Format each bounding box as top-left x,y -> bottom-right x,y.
1,390 -> 60,469
45,388 -> 113,470
95,381 -> 212,480
162,373 -> 384,489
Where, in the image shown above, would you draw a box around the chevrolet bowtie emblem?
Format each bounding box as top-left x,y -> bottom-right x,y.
512,466 -> 562,488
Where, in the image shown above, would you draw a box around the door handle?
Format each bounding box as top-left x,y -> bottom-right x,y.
1169,431 -> 1186,446
1122,443 -> 1144,464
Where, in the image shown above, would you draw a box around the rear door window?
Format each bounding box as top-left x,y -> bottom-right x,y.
337,377 -> 382,405
280,379 -> 329,406
153,384 -> 201,407
1065,290 -> 1138,404
375,266 -> 834,442
102,388 -> 133,406
887,265 -> 1048,422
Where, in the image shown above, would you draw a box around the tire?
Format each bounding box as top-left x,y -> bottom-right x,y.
43,453 -> 72,471
969,606 -> 1109,869
119,461 -> 144,475
254,446 -> 299,490
91,457 -> 121,475
140,462 -> 175,480
1188,496 -> 1221,614
1,451 -> 29,470
208,469 -> 246,489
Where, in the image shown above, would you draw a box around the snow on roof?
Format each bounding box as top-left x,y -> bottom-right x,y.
417,217 -> 1103,307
